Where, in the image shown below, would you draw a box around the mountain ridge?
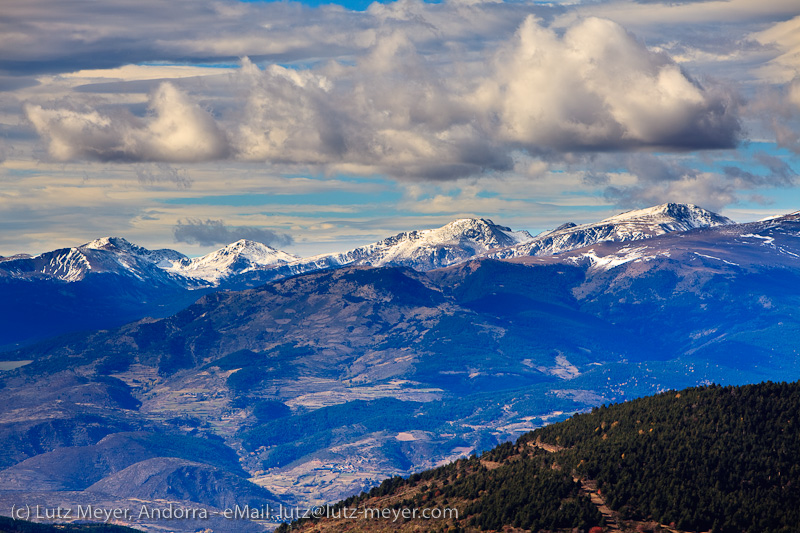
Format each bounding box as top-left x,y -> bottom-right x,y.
490,202 -> 733,260
0,203 -> 733,288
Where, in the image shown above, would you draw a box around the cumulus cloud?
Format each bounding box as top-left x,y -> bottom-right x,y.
173,218 -> 293,247
20,10 -> 742,178
480,16 -> 739,151
181,17 -> 746,179
25,83 -> 229,162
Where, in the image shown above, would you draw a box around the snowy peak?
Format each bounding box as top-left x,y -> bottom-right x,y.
0,236 -> 298,288
291,218 -> 534,273
492,203 -> 733,259
80,236 -> 187,268
172,239 -> 299,283
81,236 -> 135,251
598,203 -> 733,230
420,218 -> 532,247
372,218 -> 532,259
74,236 -> 190,283
0,237 -> 192,285
224,239 -> 300,262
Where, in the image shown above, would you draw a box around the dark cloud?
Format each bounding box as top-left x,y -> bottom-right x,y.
0,0 -> 556,77
0,76 -> 40,92
135,163 -> 193,189
623,154 -> 701,183
602,150 -> 797,212
747,81 -> 800,156
173,218 -> 293,248
723,152 -> 798,187
754,152 -> 798,185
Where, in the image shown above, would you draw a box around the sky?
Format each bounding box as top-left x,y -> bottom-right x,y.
2,0 -> 800,257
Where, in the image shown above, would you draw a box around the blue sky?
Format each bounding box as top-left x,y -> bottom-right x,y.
1,0 -> 800,257
242,0 -> 409,10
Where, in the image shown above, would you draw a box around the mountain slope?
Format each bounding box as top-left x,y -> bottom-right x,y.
284,380 -> 800,533
86,457 -> 277,509
491,202 -> 733,259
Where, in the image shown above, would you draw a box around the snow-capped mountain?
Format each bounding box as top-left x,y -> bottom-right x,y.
0,236 -> 195,286
556,209 -> 800,274
284,218 -> 533,275
0,204 -> 733,348
490,203 -> 733,260
0,205 -> 726,288
0,238 -> 209,350
168,240 -> 299,284
0,237 -> 298,288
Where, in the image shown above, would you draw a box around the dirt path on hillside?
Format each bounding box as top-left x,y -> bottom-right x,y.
531,440 -> 623,532
578,478 -> 622,532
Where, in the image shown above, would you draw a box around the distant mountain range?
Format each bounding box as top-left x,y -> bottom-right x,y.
0,203 -> 731,286
0,203 -> 731,349
1,204 -> 799,531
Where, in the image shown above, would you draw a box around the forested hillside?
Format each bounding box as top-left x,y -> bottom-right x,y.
283,381 -> 800,533
531,381 -> 800,532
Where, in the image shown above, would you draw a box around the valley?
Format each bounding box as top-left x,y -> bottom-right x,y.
1,204 -> 799,531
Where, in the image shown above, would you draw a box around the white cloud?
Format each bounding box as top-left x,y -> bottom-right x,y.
752,14 -> 800,83
26,16 -> 739,178
25,83 -> 229,162
480,16 -> 738,151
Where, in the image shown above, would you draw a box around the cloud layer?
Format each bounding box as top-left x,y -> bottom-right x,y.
24,16 -> 740,180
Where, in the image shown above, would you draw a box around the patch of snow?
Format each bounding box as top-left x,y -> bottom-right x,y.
581,246 -> 655,271
693,252 -> 740,266
740,233 -> 775,246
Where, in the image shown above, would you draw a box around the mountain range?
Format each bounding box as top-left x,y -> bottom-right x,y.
1,203 -> 800,531
0,203 -> 731,350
